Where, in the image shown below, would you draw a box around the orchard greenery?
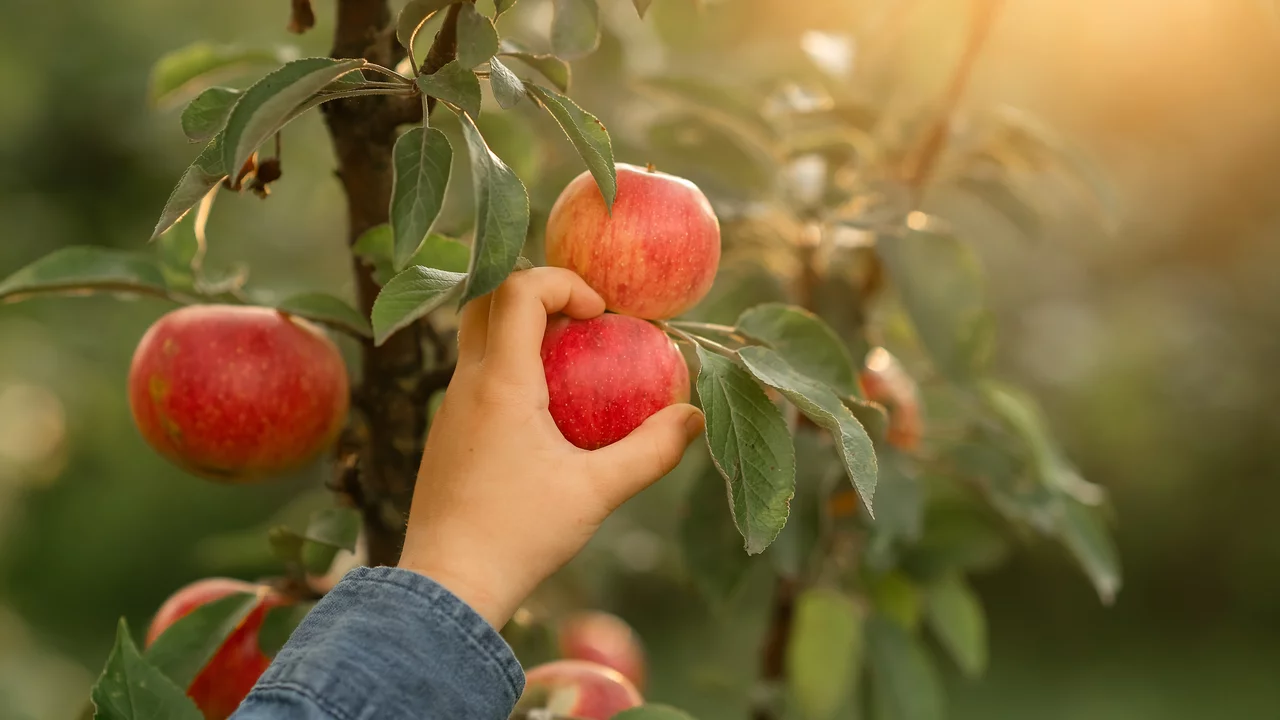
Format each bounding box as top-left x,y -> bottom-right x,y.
0,0 -> 1121,718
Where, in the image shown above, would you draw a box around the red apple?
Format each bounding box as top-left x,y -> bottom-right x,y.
517,660 -> 643,720
146,578 -> 290,720
128,305 -> 350,481
541,314 -> 690,450
545,163 -> 721,320
858,348 -> 923,452
558,611 -> 647,691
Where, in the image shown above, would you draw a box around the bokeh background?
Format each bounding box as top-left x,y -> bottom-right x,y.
2,0 -> 1279,718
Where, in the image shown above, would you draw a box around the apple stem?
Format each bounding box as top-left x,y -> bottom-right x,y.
658,321 -> 738,359
667,320 -> 754,347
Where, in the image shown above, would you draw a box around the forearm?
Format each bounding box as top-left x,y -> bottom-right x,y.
232,567 -> 525,720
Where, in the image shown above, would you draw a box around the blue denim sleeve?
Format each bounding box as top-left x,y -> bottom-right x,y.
231,566 -> 526,720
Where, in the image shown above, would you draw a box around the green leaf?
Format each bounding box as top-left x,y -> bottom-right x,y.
868,571 -> 921,631
631,0 -> 655,17
954,174 -> 1042,241
864,452 -> 923,571
180,87 -> 241,143
91,619 -> 203,720
356,227 -> 470,285
739,346 -> 878,516
787,588 -> 863,720
633,76 -> 778,150
258,602 -> 314,658
304,507 -> 361,552
0,247 -> 168,302
680,461 -> 754,605
902,506 -> 1009,579
736,303 -> 858,396
457,112 -> 530,306
391,126 -> 454,270
157,215 -> 203,290
499,46 -> 570,92
149,43 -> 291,108
613,707 -> 699,720
1059,498 -> 1122,605
769,431 -> 831,578
487,57 -> 524,109
495,0 -> 520,14
221,57 -> 366,177
144,592 -> 258,689
268,526 -> 306,569
551,0 -> 601,60
372,266 -> 468,345
152,136 -> 226,239
353,224 -> 394,264
924,574 -> 987,678
274,292 -> 372,338
694,346 -> 795,555
877,229 -> 991,382
412,234 -> 471,273
397,0 -> 459,52
866,617 -> 944,720
416,60 -> 483,119
527,84 -> 616,212
302,542 -> 343,577
455,3 -> 499,69
980,380 -> 1106,506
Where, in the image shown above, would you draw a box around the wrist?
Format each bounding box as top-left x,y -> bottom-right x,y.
398,546 -> 523,629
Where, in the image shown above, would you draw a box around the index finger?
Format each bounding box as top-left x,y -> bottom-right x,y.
484,267 -> 605,382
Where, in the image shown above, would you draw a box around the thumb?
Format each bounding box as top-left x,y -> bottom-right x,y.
588,403 -> 705,509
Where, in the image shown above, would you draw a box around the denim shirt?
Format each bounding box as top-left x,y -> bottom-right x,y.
231,566 -> 526,720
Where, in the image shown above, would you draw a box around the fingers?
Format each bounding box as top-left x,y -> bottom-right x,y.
484,267 -> 605,381
456,292 -> 493,366
587,404 -> 705,509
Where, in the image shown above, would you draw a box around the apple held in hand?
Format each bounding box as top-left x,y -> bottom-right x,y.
558,611 -> 647,691
516,660 -> 643,720
858,347 -> 924,452
542,314 -> 690,450
146,578 -> 290,720
128,305 -> 350,481
546,163 -> 721,320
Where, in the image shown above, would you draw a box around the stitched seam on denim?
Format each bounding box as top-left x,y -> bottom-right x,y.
251,681 -> 357,720
351,572 -> 523,701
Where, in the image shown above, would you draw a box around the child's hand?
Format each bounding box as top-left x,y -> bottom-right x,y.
398,267 -> 705,627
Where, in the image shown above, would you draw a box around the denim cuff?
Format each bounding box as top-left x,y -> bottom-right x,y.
239,566 -> 525,720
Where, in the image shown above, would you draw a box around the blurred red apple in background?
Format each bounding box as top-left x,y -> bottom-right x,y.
558,611 -> 647,691
541,314 -> 690,450
146,578 -> 290,720
516,660 -> 643,720
545,164 -> 721,320
858,347 -> 924,451
128,305 -> 349,481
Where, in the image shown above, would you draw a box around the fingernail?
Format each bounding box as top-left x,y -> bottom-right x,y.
684,409 -> 705,440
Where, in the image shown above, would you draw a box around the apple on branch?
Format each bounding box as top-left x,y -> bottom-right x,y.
546,163 -> 721,321
557,611 -> 647,691
128,305 -> 350,482
146,578 -> 290,720
541,314 -> 690,450
515,659 -> 643,720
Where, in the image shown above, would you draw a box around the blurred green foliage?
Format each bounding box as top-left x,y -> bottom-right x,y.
2,1 -> 1280,719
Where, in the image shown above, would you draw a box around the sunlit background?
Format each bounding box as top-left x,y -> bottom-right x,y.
2,0 -> 1279,718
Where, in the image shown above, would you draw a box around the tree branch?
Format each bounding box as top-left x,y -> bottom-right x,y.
325,0 -> 429,567
901,0 -> 1005,197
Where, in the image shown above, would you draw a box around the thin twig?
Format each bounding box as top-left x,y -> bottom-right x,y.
659,321 -> 738,358
667,320 -> 755,346
901,0 -> 1005,198
361,63 -> 416,84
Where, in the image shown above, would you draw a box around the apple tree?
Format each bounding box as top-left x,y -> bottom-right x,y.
0,0 -> 1121,718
